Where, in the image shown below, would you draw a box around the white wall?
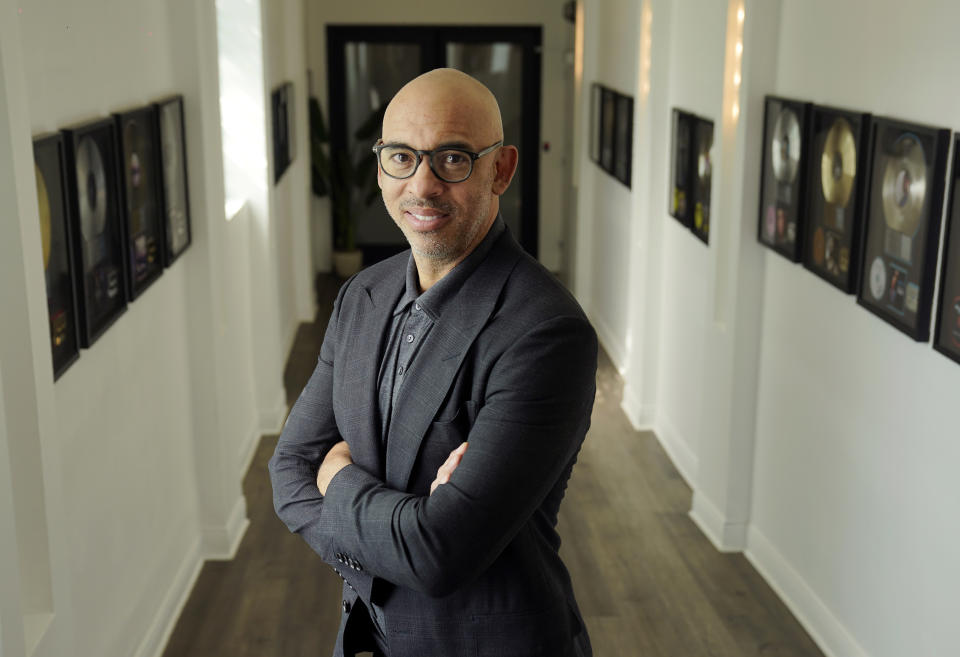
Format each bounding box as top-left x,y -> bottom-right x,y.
305,0 -> 572,273
574,0 -> 639,370
747,2 -> 960,656
0,0 -> 308,655
576,1 -> 960,656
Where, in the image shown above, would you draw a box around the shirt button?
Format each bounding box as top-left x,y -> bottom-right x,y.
397,365 -> 405,376
414,303 -> 421,311
406,334 -> 414,343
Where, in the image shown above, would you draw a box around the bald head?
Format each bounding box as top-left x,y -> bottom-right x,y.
382,68 -> 504,146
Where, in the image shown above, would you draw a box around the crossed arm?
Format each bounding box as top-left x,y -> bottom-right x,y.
316,439 -> 467,496
270,310 -> 597,598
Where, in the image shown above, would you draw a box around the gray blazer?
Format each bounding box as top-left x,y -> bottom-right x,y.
269,228 -> 597,657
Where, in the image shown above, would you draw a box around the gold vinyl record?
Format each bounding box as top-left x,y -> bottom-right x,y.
35,164 -> 52,270
771,108 -> 801,183
75,135 -> 108,242
820,117 -> 856,207
881,133 -> 926,237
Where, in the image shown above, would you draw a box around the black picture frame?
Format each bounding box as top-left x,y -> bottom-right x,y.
613,93 -> 633,187
114,105 -> 165,300
668,108 -> 696,227
61,118 -> 128,348
599,86 -> 616,174
272,81 -> 293,183
758,95 -> 813,262
934,135 -> 960,364
691,116 -> 714,244
856,117 -> 950,341
801,106 -> 872,293
589,83 -> 601,163
155,95 -> 192,266
33,133 -> 81,378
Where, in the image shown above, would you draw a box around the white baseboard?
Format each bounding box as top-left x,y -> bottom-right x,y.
620,381 -> 654,431
237,425 -> 261,479
259,388 -> 288,435
652,414 -> 699,490
745,526 -> 869,657
688,490 -> 747,552
201,495 -> 249,561
133,537 -> 202,657
588,308 -> 627,374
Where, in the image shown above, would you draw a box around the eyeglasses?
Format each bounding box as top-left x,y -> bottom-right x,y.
372,140 -> 504,183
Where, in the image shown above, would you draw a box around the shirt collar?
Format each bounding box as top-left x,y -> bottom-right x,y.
395,214 -> 506,320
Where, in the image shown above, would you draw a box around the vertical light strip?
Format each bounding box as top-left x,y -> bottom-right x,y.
730,4 -> 745,121
639,3 -> 653,99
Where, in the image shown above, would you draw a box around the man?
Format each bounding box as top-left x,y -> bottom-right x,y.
269,68 -> 597,657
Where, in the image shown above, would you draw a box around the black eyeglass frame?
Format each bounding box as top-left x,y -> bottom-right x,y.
372,139 -> 504,183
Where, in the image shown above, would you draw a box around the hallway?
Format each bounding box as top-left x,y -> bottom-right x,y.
162,279 -> 823,657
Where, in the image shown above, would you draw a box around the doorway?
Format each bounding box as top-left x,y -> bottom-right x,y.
327,25 -> 542,264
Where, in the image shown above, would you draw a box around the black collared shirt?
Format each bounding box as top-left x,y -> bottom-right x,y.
376,215 -> 505,443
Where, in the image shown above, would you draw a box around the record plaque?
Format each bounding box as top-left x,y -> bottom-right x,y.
115,105 -> 164,300
934,135 -> 960,364
856,117 -> 950,341
669,108 -> 696,227
758,96 -> 812,261
613,93 -> 633,187
33,133 -> 80,377
691,116 -> 714,244
599,87 -> 616,174
62,118 -> 127,347
272,82 -> 293,183
802,106 -> 871,292
589,83 -> 601,163
155,96 -> 192,265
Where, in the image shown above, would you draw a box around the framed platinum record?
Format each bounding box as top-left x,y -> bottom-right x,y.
155,95 -> 192,266
61,118 -> 128,348
856,117 -> 950,341
33,133 -> 81,377
934,135 -> 960,364
757,95 -> 812,262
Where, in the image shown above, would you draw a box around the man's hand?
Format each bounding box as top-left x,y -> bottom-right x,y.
316,441 -> 353,495
430,442 -> 468,495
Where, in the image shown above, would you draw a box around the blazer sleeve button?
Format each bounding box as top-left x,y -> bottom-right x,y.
342,600 -> 351,614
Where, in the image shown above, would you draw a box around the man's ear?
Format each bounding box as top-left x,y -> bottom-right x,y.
377,162 -> 383,189
491,145 -> 519,195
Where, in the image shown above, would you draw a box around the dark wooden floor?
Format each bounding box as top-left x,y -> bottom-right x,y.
162,275 -> 824,657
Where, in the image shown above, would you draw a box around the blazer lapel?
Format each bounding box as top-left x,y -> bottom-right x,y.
338,265 -> 404,480
385,233 -> 523,491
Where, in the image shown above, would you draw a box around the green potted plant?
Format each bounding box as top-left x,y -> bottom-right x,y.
310,96 -> 383,277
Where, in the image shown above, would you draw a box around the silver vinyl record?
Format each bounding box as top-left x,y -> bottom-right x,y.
880,132 -> 926,238
76,136 -> 108,242
771,108 -> 801,184
160,103 -> 188,253
869,256 -> 887,301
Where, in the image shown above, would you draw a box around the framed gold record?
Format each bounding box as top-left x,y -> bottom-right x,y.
801,106 -> 871,293
934,134 -> 960,365
856,116 -> 950,341
115,105 -> 164,300
33,133 -> 81,378
62,117 -> 127,347
758,96 -> 813,262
